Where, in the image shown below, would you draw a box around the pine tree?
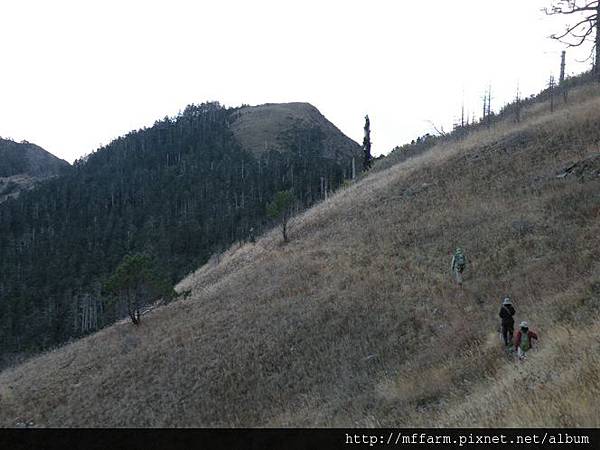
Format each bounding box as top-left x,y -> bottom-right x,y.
266,190 -> 295,243
106,254 -> 173,325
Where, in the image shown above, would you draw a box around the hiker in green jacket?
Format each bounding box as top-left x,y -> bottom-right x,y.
450,247 -> 466,285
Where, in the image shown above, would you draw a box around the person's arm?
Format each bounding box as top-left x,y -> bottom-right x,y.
514,331 -> 521,350
530,331 -> 538,342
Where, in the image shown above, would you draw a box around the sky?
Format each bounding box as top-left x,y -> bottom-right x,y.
0,0 -> 593,163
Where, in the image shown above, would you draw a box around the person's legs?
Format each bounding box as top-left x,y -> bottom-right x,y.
501,325 -> 509,346
454,269 -> 463,285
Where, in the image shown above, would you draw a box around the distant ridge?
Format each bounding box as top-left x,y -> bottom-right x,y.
0,138 -> 69,202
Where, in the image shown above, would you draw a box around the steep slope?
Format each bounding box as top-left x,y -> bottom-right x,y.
1,85 -> 599,427
0,138 -> 69,203
230,102 -> 362,162
0,102 -> 360,365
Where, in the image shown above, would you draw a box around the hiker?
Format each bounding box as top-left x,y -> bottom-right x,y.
249,227 -> 255,244
450,247 -> 466,285
514,321 -> 538,360
498,296 -> 515,347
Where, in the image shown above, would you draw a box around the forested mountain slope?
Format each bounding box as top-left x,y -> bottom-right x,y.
0,102 -> 360,366
1,82 -> 598,427
0,138 -> 69,203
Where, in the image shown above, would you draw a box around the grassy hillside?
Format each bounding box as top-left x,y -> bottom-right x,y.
230,102 -> 362,162
1,84 -> 599,427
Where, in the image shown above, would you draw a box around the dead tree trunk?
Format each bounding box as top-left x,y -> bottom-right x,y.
515,85 -> 521,123
486,86 -> 492,129
482,94 -> 487,123
560,51 -> 569,103
362,115 -> 372,170
596,2 -> 600,80
549,75 -> 556,113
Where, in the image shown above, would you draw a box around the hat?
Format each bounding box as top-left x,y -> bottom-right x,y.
520,321 -> 529,328
503,297 -> 512,305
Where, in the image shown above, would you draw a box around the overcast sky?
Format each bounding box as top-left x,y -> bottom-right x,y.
0,0 -> 592,163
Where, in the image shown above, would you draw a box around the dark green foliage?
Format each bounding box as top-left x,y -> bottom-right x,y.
106,254 -> 173,325
0,102 -> 353,360
267,190 -> 295,242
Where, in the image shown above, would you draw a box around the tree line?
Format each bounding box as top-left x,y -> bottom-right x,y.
0,102 -> 356,366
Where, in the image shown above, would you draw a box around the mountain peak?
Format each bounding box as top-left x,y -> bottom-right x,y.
230,102 -> 362,161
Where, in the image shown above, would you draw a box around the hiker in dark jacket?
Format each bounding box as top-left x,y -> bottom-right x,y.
515,321 -> 538,360
498,296 -> 516,346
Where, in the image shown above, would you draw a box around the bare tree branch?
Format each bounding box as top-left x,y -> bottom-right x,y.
551,15 -> 595,41
425,120 -> 447,137
544,0 -> 599,76
558,22 -> 595,47
544,0 -> 597,15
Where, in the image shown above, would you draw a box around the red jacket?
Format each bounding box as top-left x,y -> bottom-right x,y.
514,330 -> 538,351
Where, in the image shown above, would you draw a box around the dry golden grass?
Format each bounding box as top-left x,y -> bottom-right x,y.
0,85 -> 599,427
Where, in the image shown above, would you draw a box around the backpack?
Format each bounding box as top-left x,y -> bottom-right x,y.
520,332 -> 531,351
501,305 -> 515,324
455,253 -> 466,270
